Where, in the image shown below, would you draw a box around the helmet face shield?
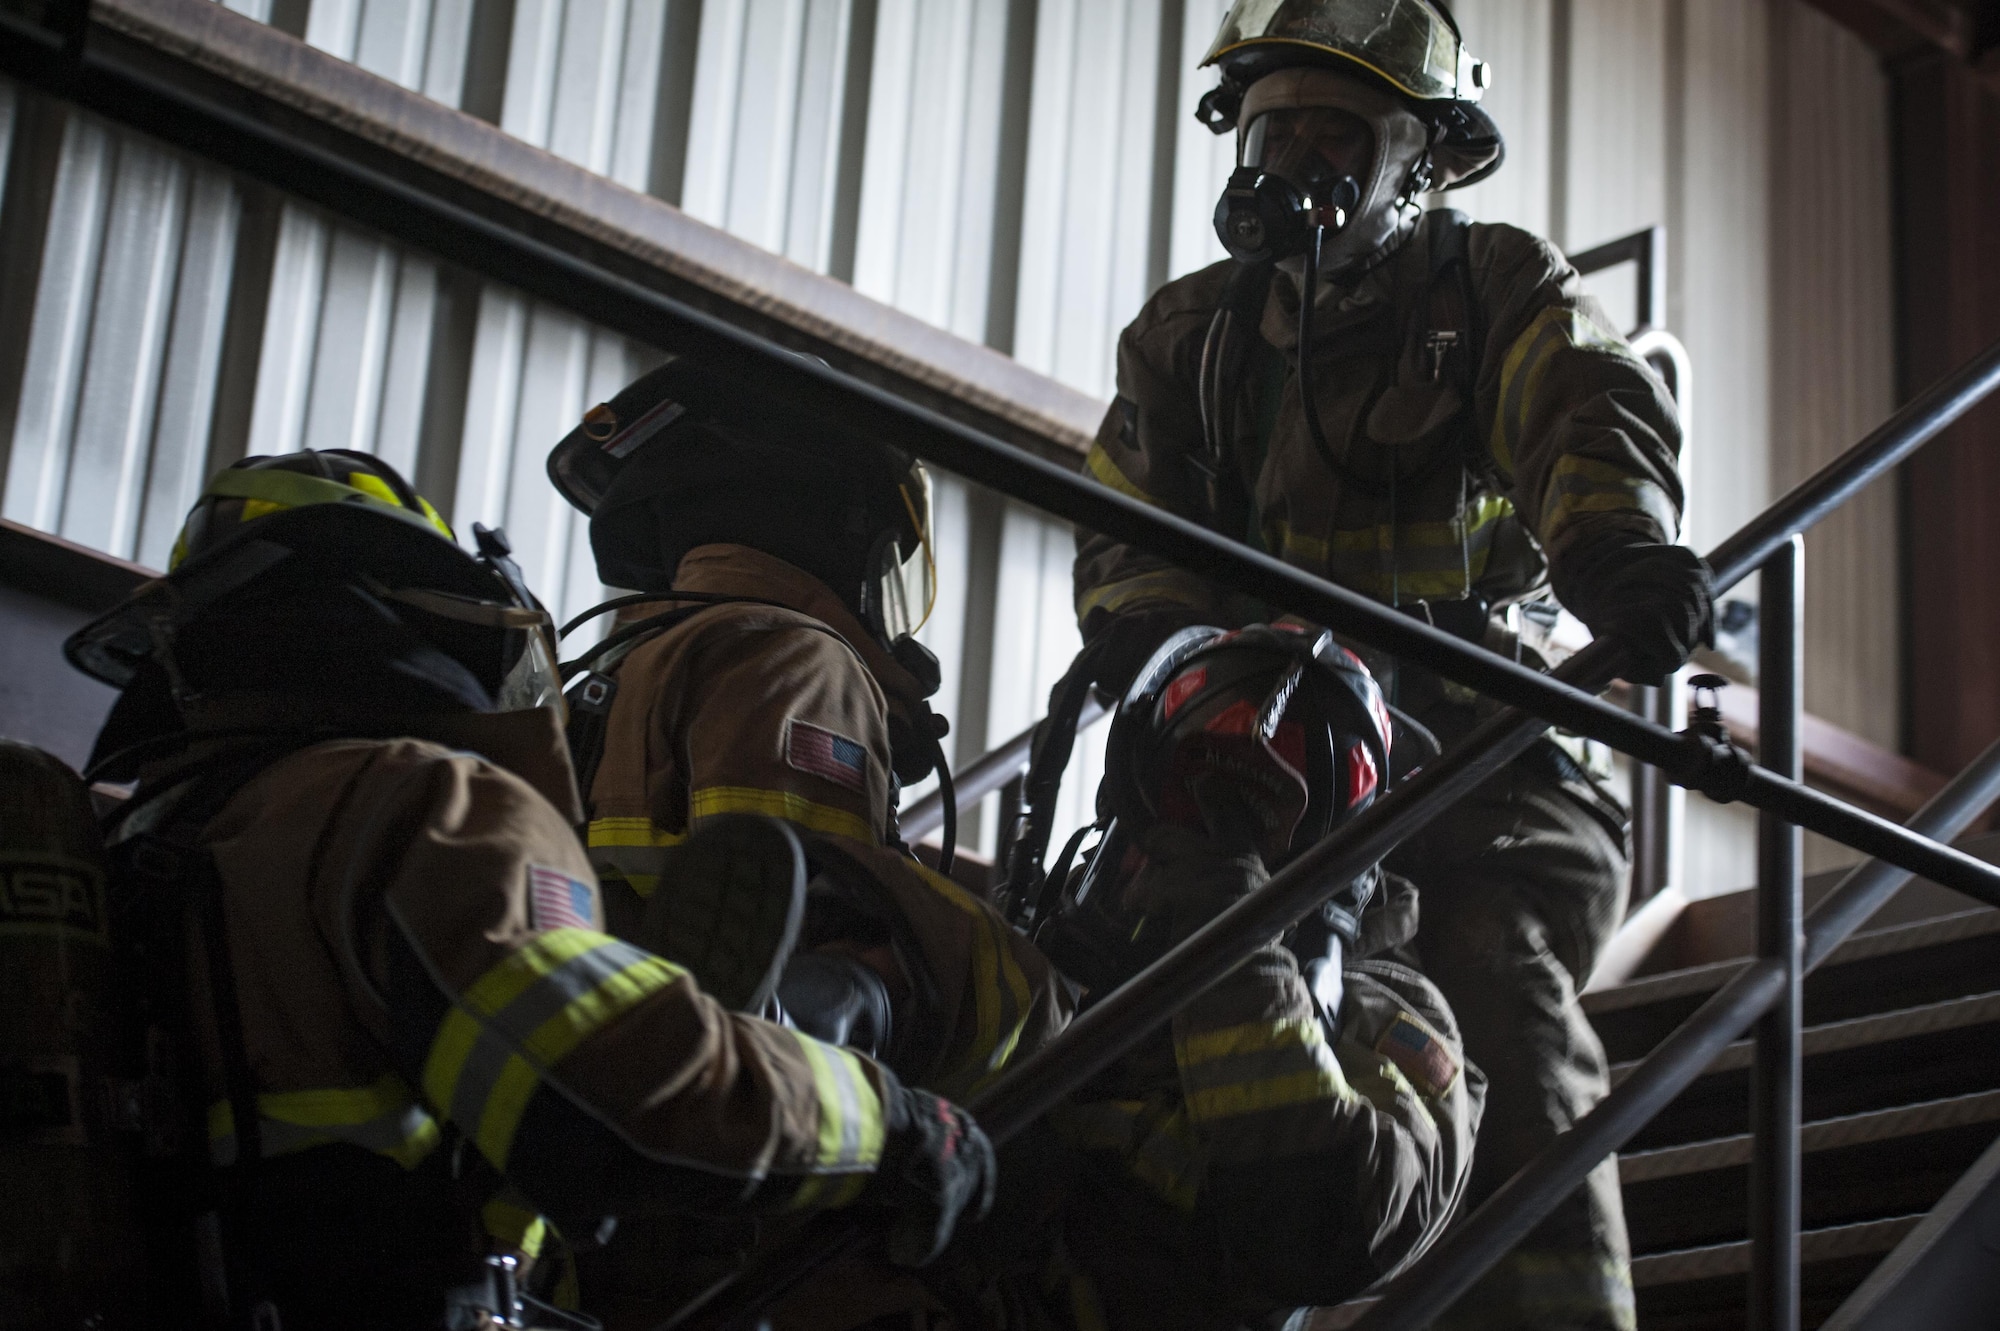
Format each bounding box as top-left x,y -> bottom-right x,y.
861,466 -> 936,645
1241,106 -> 1375,202
496,622 -> 563,713
1205,0 -> 1483,103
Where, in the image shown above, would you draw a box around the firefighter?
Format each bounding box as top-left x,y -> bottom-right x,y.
1070,4 -> 1711,1327
63,450 -> 994,1330
545,365 -> 1071,1324
1015,625 -> 1484,1329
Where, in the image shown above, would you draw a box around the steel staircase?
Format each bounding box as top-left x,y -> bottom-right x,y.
1586,894 -> 2000,1328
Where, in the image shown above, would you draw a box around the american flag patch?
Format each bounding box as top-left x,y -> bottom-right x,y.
1377,1012 -> 1460,1099
529,864 -> 597,932
787,720 -> 868,793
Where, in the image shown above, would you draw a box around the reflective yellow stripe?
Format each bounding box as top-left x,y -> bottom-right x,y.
785,1032 -> 884,1210
689,786 -> 877,844
585,817 -> 687,899
1270,492 -> 1514,602
911,862 -> 1030,1095
1490,306 -> 1628,476
481,1193 -> 549,1258
1054,1099 -> 1203,1210
1084,444 -> 1159,504
199,465 -> 456,538
1335,1037 -> 1439,1135
1177,1016 -> 1351,1123
1076,568 -> 1213,621
1177,1015 -> 1327,1065
421,929 -> 685,1169
1539,454 -> 1679,547
206,1074 -> 441,1169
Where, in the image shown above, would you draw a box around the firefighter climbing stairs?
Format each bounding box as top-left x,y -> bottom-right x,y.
1585,901 -> 2000,1328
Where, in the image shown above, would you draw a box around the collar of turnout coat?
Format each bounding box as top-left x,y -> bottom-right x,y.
634,543 -> 933,714
165,698 -> 583,821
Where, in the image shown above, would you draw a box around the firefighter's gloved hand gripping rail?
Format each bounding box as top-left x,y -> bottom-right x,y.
661,333 -> 2000,1331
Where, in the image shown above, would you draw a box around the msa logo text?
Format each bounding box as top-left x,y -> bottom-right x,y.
0,858 -> 106,940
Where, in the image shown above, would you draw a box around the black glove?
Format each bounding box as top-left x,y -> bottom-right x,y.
1129,818 -> 1269,946
1084,607 -> 1213,697
1553,536 -> 1715,685
864,1076 -> 997,1267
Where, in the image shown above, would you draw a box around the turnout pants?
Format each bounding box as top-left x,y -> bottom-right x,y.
1389,754 -> 1635,1331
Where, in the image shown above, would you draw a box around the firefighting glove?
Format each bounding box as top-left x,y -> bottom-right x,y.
1130,813 -> 1270,947
1554,535 -> 1716,686
1085,607 -> 1215,698
865,1075 -> 997,1268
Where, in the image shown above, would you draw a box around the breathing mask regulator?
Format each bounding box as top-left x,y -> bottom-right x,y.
66,451 -> 562,758
1005,624 -> 1395,1010
547,359 -> 962,872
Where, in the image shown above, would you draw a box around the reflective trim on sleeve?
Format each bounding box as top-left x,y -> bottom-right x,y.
910,862 -> 1031,1096
1075,569 -> 1214,624
421,928 -> 686,1170
1538,454 -> 1679,547
1083,443 -> 1162,505
689,786 -> 877,845
585,816 -> 687,899
1269,492 -> 1514,602
1054,1098 -> 1204,1211
1175,1016 -> 1352,1123
1335,1037 -> 1440,1136
206,1074 -> 441,1169
1490,306 -> 1629,477
784,1032 -> 885,1210
481,1192 -> 550,1259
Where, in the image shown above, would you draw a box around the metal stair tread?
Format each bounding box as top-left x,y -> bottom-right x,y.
1609,989 -> 2000,1086
1629,1214 -> 1922,1287
1618,1088 -> 2000,1184
1582,907 -> 2000,1018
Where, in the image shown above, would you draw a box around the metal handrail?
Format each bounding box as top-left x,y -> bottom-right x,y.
686,338 -> 2000,1330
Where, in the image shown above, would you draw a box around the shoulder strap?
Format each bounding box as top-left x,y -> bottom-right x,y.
560,598 -> 859,818
1193,262 -> 1278,540
561,604 -> 719,815
116,747 -> 307,1181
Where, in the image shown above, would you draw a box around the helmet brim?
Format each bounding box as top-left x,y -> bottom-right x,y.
65,501 -> 503,688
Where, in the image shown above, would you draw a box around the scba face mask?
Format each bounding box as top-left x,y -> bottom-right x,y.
1217,68 -> 1434,275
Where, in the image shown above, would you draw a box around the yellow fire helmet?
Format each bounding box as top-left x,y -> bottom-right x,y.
1198,0 -> 1502,189
66,451 -> 561,712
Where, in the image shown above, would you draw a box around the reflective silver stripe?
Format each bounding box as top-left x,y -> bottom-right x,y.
445,938 -> 653,1132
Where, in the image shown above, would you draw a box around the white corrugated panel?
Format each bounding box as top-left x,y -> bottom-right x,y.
1013,0 -> 1164,401
683,0 -> 855,270
245,0 -> 472,478
851,0 -> 1012,340
1445,0 -> 1553,237
3,113 -> 240,570
455,0 -> 670,632
1167,0 -> 1236,283
977,500 -> 1105,858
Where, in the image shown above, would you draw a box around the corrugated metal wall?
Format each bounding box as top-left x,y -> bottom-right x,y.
0,0 -> 1897,884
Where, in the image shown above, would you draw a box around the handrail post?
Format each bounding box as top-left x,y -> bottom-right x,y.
1751,535 -> 1804,1331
